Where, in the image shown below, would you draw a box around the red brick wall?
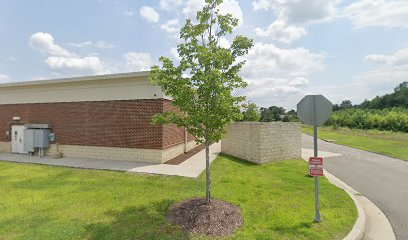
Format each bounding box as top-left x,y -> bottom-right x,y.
0,99 -> 189,149
162,100 -> 195,148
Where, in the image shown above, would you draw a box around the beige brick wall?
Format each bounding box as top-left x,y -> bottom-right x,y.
221,122 -> 301,164
45,144 -> 163,163
162,140 -> 198,163
45,140 -> 198,164
1,140 -> 197,164
0,142 -> 10,152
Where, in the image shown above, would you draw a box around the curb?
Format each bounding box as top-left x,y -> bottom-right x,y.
323,169 -> 396,240
323,170 -> 366,240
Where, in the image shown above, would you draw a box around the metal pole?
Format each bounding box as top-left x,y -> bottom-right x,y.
313,96 -> 321,222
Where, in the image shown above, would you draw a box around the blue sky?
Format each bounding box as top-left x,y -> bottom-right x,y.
1,0 -> 408,109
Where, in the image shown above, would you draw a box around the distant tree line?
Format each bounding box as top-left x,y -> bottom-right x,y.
360,82 -> 408,109
241,102 -> 298,122
327,81 -> 408,132
333,82 -> 408,110
240,81 -> 408,132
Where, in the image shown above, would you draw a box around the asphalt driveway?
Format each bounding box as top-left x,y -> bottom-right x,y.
302,134 -> 408,240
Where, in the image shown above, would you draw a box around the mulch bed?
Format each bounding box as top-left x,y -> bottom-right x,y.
168,198 -> 243,237
165,144 -> 206,165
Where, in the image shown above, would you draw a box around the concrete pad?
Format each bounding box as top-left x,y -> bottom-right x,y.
0,153 -> 152,171
0,142 -> 221,178
302,148 -> 342,159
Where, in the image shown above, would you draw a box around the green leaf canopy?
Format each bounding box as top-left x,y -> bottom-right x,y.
150,0 -> 253,144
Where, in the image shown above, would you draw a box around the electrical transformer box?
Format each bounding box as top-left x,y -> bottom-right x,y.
23,129 -> 34,153
33,129 -> 50,148
23,125 -> 51,154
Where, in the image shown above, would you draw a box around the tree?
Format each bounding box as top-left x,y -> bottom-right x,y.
260,106 -> 286,122
242,102 -> 261,121
340,100 -> 353,109
394,81 -> 408,92
150,0 -> 253,203
283,109 -> 298,122
353,81 -> 408,109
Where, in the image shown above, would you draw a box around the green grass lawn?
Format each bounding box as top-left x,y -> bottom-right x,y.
0,155 -> 356,240
303,126 -> 408,160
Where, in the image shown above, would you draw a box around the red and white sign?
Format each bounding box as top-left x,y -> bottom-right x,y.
309,157 -> 324,176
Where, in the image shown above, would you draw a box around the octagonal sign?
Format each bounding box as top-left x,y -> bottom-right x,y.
297,95 -> 333,126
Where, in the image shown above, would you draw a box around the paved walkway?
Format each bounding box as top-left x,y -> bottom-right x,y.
128,143 -> 220,177
303,134 -> 405,240
0,142 -> 221,178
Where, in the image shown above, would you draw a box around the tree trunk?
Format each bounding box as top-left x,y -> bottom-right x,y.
205,141 -> 211,203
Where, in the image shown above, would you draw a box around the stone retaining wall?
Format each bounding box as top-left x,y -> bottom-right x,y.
221,122 -> 301,164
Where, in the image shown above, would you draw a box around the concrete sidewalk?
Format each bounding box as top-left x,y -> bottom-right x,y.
128,142 -> 220,177
0,142 -> 221,178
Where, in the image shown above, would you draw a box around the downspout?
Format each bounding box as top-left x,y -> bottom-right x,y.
184,126 -> 187,153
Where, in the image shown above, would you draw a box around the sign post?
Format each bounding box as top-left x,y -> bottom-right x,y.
297,95 -> 332,223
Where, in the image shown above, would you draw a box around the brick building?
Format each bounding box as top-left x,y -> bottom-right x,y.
0,71 -> 196,163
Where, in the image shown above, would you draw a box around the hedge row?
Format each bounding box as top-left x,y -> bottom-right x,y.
325,108 -> 408,133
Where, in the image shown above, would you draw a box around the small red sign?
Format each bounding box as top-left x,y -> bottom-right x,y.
309,157 -> 324,176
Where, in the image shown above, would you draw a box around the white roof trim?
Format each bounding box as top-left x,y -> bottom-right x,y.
0,71 -> 150,88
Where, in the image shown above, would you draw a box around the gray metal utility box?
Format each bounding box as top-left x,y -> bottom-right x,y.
23,124 -> 52,153
23,130 -> 35,153
33,129 -> 50,148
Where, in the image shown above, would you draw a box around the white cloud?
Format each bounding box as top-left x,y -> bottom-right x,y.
161,19 -> 180,33
124,52 -> 154,71
94,41 -> 115,49
69,41 -> 115,49
0,56 -> 17,62
124,10 -> 134,16
170,47 -> 181,61
218,37 -> 231,48
219,0 -> 244,26
241,43 -> 326,108
289,77 -> 309,87
29,32 -> 110,75
252,0 -> 272,11
139,6 -> 160,23
182,0 -> 205,18
9,57 -> 18,62
252,0 -> 338,25
344,0 -> 408,29
252,0 -> 337,44
365,48 -> 408,66
243,43 -> 325,78
45,56 -> 106,74
321,48 -> 408,105
281,0 -> 338,25
69,41 -> 93,48
159,0 -> 183,11
0,74 -> 9,81
362,48 -> 408,88
255,19 -> 307,44
29,32 -> 75,57
182,0 -> 243,26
